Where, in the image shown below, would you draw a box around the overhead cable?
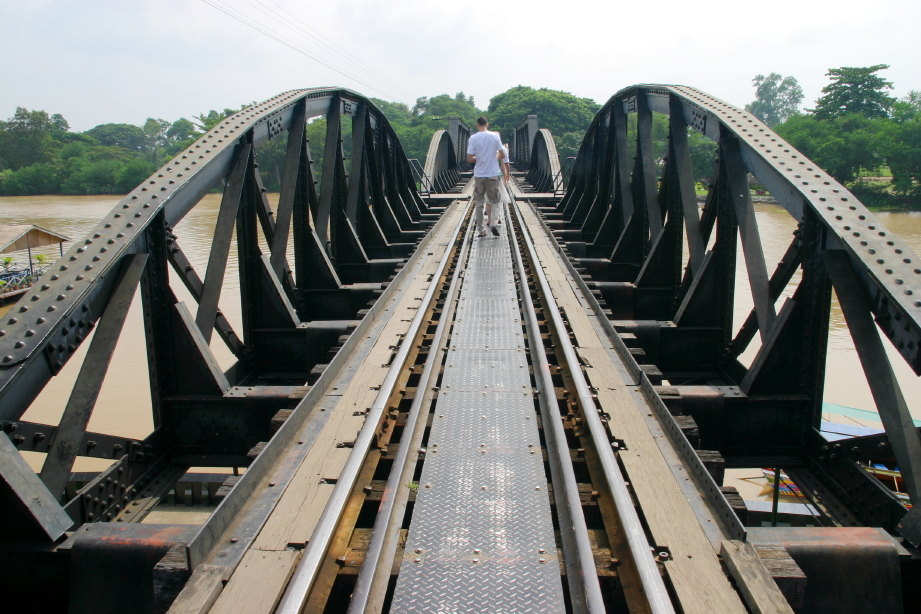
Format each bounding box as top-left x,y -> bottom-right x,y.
248,0 -> 413,99
200,0 -> 404,101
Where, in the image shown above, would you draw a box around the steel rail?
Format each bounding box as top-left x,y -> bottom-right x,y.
506,200 -> 606,612
511,199 -> 677,614
347,198 -> 473,614
521,187 -> 748,544
276,199 -> 473,614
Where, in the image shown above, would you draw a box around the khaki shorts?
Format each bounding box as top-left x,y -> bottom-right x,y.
473,176 -> 502,206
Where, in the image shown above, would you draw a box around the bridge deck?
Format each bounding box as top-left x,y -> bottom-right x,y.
390,208 -> 565,611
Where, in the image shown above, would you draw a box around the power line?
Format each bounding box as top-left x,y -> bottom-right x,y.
247,0 -> 413,99
200,0 -> 404,101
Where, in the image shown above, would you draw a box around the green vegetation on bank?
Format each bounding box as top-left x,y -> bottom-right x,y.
0,87 -> 602,197
748,66 -> 921,208
3,69 -> 918,208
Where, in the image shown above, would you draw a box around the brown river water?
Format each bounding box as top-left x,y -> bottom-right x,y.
2,194 -> 921,501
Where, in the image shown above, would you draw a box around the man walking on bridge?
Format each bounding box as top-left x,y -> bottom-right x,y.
467,116 -> 510,237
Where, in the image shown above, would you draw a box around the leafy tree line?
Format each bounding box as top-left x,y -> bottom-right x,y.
1,84 -> 723,197
0,106 -> 221,196
374,87 -> 717,182
747,66 -> 921,206
371,88 -> 599,162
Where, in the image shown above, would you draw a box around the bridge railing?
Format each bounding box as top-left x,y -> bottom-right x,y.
546,84 -> 921,544
0,87 -> 442,545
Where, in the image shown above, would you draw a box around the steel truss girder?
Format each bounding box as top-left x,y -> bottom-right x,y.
0,87 -> 438,543
545,84 -> 921,545
562,84 -> 921,373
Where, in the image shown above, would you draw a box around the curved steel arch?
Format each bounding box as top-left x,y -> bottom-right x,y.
0,87 -> 443,540
422,129 -> 459,193
524,128 -> 563,194
544,84 -> 921,544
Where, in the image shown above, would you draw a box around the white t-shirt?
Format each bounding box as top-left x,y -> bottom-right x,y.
467,130 -> 509,178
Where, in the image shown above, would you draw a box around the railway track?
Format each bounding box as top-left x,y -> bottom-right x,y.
168,176 -> 749,614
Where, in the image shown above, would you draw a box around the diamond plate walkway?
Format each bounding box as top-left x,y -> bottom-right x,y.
390,222 -> 566,613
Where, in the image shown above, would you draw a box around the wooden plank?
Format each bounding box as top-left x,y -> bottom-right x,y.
167,565 -> 226,614
753,544 -> 806,610
210,550 -> 301,614
720,541 -> 795,614
518,202 -> 747,614
155,544 -> 191,612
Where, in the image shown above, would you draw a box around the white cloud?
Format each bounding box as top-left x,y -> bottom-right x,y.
1,0 -> 918,131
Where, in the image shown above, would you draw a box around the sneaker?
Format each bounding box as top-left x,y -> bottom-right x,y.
490,225 -> 500,237
478,231 -> 487,237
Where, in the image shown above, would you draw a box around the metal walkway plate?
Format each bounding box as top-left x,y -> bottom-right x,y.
391,225 -> 565,613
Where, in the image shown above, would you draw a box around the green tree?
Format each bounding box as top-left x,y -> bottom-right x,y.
0,162 -> 62,195
164,118 -> 197,156
0,107 -> 59,170
142,118 -> 170,163
554,132 -> 583,160
745,73 -> 804,127
813,65 -> 895,120
61,159 -> 124,194
166,118 -> 195,143
370,98 -> 413,126
412,92 -> 481,128
878,115 -> 921,196
688,131 -> 718,182
117,158 -> 157,193
486,86 -> 599,142
193,105 -> 252,133
50,113 -> 69,132
777,113 -> 883,183
60,141 -> 87,160
85,123 -> 146,152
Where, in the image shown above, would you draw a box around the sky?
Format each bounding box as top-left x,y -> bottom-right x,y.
1,0 -> 920,132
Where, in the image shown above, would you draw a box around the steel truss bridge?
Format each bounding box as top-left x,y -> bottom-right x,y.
1,85 -> 920,614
